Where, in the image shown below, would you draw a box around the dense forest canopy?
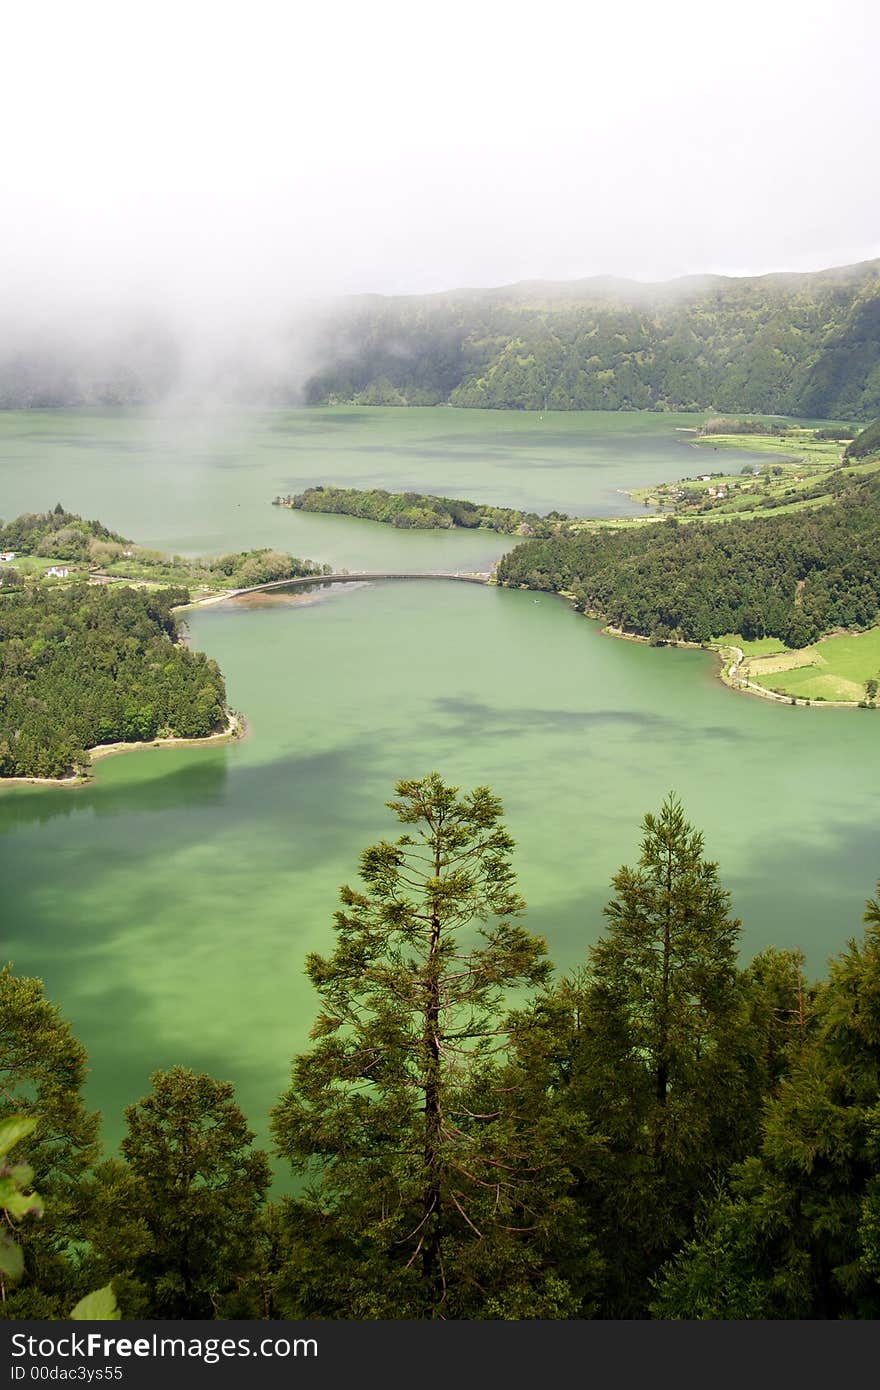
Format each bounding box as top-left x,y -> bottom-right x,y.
1,261 -> 879,418
3,780 -> 880,1320
497,471 -> 880,646
275,485 -> 570,535
0,507 -> 336,777
0,584 -> 227,777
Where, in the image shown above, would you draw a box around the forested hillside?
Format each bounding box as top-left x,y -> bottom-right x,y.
305,260 -> 880,418
497,471 -> 880,646
846,417 -> 880,459
1,261 -> 879,417
0,585 -> 227,777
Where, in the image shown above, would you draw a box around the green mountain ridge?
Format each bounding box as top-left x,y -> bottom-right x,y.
307,258 -> 880,418
2,259 -> 879,415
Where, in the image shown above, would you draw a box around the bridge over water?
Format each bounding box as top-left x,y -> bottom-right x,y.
227,570 -> 493,598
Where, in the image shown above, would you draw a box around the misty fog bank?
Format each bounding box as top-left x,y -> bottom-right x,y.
1,259 -> 878,420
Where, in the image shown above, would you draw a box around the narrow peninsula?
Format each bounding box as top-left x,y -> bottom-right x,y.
273,486 -> 571,536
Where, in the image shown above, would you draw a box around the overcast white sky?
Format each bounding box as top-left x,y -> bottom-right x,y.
2,0 -> 878,325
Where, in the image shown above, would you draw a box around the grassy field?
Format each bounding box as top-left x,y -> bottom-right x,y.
714,633 -> 788,659
1,555 -> 89,578
694,428 -> 852,464
625,424 -> 880,523
730,627 -> 880,703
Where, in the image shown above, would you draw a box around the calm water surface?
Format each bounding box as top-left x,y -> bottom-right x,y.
1,408 -> 875,1154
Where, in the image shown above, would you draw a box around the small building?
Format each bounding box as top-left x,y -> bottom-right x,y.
47,565 -> 70,578
0,551 -> 15,562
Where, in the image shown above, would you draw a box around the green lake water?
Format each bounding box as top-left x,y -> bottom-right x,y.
1,407 -> 877,1156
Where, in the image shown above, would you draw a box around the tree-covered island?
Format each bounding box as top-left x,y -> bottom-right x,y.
275,420 -> 872,543
273,486 -> 571,536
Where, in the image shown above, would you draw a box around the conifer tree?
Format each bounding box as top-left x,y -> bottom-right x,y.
120,1067 -> 270,1318
592,796 -> 741,1120
512,796 -> 758,1315
653,882 -> 880,1319
271,773 -> 570,1318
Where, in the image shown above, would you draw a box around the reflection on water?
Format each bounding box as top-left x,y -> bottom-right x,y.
0,754 -> 230,829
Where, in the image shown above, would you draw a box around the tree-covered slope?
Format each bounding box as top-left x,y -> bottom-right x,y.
0,585 -> 227,777
1,261 -> 878,416
496,473 -> 880,646
846,417 -> 880,460
0,505 -> 128,559
305,260 -> 880,418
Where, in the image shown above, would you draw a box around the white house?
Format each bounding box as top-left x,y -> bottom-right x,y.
47,565 -> 70,578
0,551 -> 15,562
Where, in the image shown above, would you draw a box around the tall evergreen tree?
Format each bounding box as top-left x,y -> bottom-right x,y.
594,795 -> 741,1122
511,796 -> 760,1315
653,883 -> 880,1319
271,773 -> 578,1318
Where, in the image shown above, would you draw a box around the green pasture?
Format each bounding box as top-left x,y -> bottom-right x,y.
745,626 -> 880,703
714,634 -> 788,659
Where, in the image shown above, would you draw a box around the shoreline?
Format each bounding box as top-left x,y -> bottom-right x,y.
0,712 -> 247,790
2,573 -> 490,795
6,540 -> 870,796
549,591 -> 867,710
711,643 -> 866,710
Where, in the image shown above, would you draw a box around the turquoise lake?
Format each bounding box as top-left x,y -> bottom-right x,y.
1,407 -> 876,1155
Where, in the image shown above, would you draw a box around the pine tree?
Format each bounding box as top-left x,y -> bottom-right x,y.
271,773 -> 567,1318
516,796 -> 757,1315
653,882 -> 880,1319
592,796 -> 741,1111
